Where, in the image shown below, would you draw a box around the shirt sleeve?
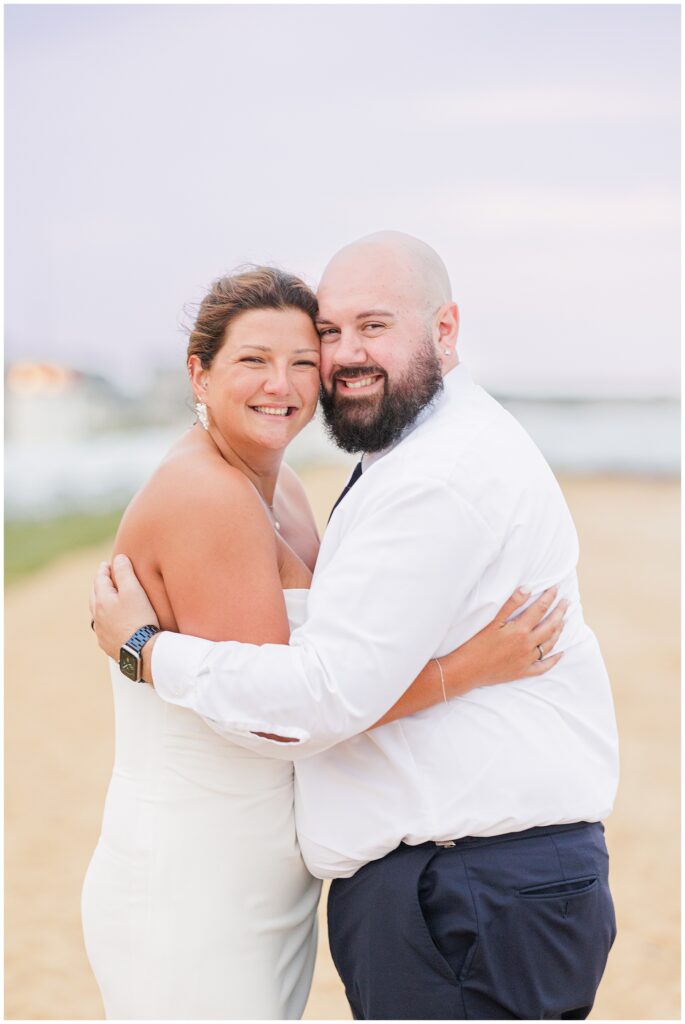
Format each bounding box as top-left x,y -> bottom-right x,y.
152,475 -> 500,759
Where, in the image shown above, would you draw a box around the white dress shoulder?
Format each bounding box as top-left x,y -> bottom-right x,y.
81,590 -> 321,1020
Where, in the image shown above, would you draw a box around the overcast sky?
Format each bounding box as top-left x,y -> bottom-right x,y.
5,4 -> 680,396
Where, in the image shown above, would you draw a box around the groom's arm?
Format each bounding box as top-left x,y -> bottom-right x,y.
93,477 -> 500,758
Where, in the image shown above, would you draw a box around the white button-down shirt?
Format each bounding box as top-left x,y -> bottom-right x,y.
153,365 -> 619,878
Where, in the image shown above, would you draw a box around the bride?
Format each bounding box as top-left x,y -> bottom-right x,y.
82,266 -> 564,1020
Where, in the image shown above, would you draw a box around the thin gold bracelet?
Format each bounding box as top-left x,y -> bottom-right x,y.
434,657 -> 448,704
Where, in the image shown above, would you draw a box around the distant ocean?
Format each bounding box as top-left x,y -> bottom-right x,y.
5,397 -> 680,519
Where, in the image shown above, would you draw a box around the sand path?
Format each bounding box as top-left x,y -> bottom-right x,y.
5,471 -> 679,1019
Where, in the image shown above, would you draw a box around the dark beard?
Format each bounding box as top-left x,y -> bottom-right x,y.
318,339 -> 444,454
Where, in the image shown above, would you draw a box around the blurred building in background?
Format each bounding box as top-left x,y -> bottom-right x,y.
5,362 -> 193,443
6,363 -> 128,443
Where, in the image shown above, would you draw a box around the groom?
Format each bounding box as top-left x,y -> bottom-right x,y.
92,232 -> 618,1019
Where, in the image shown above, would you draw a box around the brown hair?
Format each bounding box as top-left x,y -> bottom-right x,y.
187,266 -> 319,369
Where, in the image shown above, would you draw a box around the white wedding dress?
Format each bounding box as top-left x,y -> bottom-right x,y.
82,590 -> 321,1020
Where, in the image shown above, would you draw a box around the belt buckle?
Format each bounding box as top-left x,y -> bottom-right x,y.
435,840 -> 456,848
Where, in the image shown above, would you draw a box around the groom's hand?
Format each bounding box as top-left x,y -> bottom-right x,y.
90,555 -> 160,668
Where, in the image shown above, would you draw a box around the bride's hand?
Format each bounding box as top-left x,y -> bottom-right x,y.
440,587 -> 568,697
369,587 -> 568,730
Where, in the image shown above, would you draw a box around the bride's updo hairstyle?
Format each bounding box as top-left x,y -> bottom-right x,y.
187,266 -> 319,370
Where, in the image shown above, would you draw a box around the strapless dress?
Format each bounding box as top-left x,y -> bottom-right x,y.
81,589 -> 321,1020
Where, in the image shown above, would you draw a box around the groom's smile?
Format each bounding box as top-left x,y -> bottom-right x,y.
337,375 -> 383,392
333,367 -> 386,399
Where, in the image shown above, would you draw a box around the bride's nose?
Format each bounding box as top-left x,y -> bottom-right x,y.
262,363 -> 291,396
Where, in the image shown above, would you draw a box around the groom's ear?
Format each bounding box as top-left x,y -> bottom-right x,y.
434,302 -> 459,350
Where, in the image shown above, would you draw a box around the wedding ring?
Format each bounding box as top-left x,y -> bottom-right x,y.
537,643 -> 544,660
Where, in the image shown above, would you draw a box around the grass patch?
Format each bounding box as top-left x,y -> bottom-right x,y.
5,508 -> 123,585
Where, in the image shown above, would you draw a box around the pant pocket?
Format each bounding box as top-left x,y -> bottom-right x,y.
416,853 -> 479,985
475,877 -> 615,1018
517,875 -> 598,900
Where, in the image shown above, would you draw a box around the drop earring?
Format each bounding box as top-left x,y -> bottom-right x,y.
195,400 -> 209,431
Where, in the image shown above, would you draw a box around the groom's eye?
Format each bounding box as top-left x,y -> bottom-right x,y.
318,327 -> 339,341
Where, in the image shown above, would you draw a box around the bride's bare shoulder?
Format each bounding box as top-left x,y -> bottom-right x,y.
121,433 -> 270,544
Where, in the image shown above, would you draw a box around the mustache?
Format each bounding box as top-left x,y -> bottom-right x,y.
332,366 -> 387,382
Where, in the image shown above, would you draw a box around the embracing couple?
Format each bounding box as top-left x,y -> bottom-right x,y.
85,231 -> 618,1020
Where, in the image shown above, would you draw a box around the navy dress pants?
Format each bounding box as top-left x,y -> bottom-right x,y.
328,822 -> 616,1020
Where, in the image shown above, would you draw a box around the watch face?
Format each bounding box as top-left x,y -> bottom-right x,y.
120,646 -> 140,682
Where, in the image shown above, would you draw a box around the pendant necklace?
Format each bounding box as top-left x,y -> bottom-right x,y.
203,422 -> 280,533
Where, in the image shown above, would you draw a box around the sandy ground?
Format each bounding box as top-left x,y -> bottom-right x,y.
4,469 -> 680,1021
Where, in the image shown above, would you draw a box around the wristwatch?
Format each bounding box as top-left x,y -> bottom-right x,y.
119,625 -> 160,683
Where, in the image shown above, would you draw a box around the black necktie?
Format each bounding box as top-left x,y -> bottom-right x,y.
328,461 -> 363,523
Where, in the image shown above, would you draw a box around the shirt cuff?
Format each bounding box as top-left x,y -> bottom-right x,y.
151,630 -> 214,702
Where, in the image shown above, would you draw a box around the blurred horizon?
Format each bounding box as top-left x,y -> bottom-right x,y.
5,4 -> 681,399
5,357 -> 680,523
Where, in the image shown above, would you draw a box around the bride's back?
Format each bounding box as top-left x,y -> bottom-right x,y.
86,428 -> 323,1020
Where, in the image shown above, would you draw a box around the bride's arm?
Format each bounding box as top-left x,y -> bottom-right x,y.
149,461 -> 301,741
371,588 -> 567,728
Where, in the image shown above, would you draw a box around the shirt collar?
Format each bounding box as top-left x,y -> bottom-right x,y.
361,364 -> 471,472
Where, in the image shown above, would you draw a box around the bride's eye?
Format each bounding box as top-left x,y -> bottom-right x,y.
240,356 -> 265,364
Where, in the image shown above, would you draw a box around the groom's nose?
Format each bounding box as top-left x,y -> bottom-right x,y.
330,327 -> 369,368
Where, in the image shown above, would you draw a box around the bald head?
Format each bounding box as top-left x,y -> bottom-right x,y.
319,230 -> 452,316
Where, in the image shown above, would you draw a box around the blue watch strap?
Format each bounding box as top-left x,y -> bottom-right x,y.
124,624 -> 160,655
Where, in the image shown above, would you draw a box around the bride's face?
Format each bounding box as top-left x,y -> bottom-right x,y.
190,307 -> 321,453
